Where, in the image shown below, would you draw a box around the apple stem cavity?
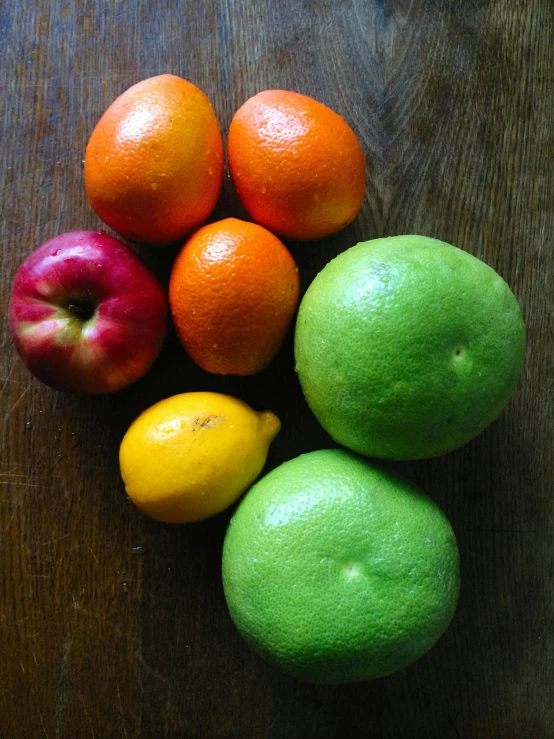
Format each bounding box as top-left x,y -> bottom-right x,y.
66,299 -> 96,321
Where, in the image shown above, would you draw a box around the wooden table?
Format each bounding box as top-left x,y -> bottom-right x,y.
1,2 -> 552,737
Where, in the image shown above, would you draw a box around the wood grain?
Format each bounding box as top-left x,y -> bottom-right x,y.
1,1 -> 552,737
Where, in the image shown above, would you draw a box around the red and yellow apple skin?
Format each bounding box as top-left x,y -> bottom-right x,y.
8,231 -> 168,394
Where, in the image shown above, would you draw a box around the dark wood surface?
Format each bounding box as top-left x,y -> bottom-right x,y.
1,2 -> 552,737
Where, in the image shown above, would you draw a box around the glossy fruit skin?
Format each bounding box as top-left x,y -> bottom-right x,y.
8,231 -> 167,394
223,449 -> 460,684
119,392 -> 281,523
169,218 -> 300,376
85,74 -> 224,245
294,235 -> 526,460
228,90 -> 366,241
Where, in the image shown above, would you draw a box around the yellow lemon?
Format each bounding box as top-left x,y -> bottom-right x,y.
119,392 -> 280,523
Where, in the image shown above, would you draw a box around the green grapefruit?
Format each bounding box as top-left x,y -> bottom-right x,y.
294,235 -> 525,460
222,449 -> 460,684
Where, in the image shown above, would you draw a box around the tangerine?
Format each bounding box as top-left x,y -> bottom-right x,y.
169,218 -> 300,375
228,90 -> 366,241
85,74 -> 224,245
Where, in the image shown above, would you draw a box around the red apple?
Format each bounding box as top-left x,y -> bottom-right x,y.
9,231 -> 168,393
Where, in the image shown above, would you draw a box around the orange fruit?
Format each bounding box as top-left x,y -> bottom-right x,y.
169,218 -> 300,375
227,90 -> 366,241
84,74 -> 224,245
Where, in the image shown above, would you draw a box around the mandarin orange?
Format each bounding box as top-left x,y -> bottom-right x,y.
85,74 -> 224,245
169,218 -> 300,375
227,90 -> 366,241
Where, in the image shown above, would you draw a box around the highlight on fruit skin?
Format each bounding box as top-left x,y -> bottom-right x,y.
119,392 -> 281,523
294,234 -> 526,460
84,74 -> 224,246
228,89 -> 366,241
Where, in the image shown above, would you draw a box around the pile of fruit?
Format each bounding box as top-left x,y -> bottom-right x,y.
8,74 -> 526,684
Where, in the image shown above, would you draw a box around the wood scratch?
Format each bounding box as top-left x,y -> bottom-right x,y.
3,509 -> 17,532
36,700 -> 48,738
88,545 -> 99,565
0,480 -> 50,489
19,659 -> 25,673
0,384 -> 32,456
49,454 -> 65,473
53,632 -> 72,733
42,534 -> 70,546
0,363 -> 18,398
3,384 -> 31,423
134,649 -> 169,684
116,685 -> 128,738
0,472 -> 47,478
72,543 -> 99,564
367,75 -> 413,119
79,693 -> 95,739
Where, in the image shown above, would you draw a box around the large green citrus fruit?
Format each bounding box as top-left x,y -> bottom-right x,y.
222,449 -> 460,684
294,235 -> 525,460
